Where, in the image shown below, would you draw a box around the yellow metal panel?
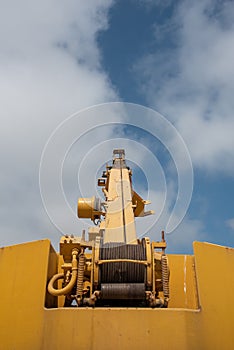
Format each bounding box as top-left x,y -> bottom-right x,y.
104,168 -> 137,243
104,169 -> 125,242
0,240 -> 52,350
121,168 -> 137,243
42,308 -> 200,350
1,240 -> 234,349
168,254 -> 199,309
194,241 -> 234,350
45,244 -> 58,308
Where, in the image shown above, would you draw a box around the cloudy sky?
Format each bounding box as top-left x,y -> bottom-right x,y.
1,0 -> 234,253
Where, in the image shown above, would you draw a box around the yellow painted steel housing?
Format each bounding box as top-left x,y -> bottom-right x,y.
77,196 -> 102,221
0,240 -> 234,349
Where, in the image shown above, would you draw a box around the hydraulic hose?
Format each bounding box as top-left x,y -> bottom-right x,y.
48,249 -> 78,297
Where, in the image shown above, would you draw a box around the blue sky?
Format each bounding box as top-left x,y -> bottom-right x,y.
97,1 -> 176,104
0,0 -> 234,253
98,0 -> 234,252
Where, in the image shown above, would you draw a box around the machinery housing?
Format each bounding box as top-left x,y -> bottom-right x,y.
48,149 -> 170,308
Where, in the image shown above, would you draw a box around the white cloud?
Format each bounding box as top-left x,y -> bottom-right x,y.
0,0 -> 224,254
226,218 -> 234,230
134,186 -> 205,254
133,0 -> 234,174
0,0 -> 118,247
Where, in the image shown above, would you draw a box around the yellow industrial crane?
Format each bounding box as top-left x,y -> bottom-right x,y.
48,149 -> 170,308
0,149 -> 234,349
